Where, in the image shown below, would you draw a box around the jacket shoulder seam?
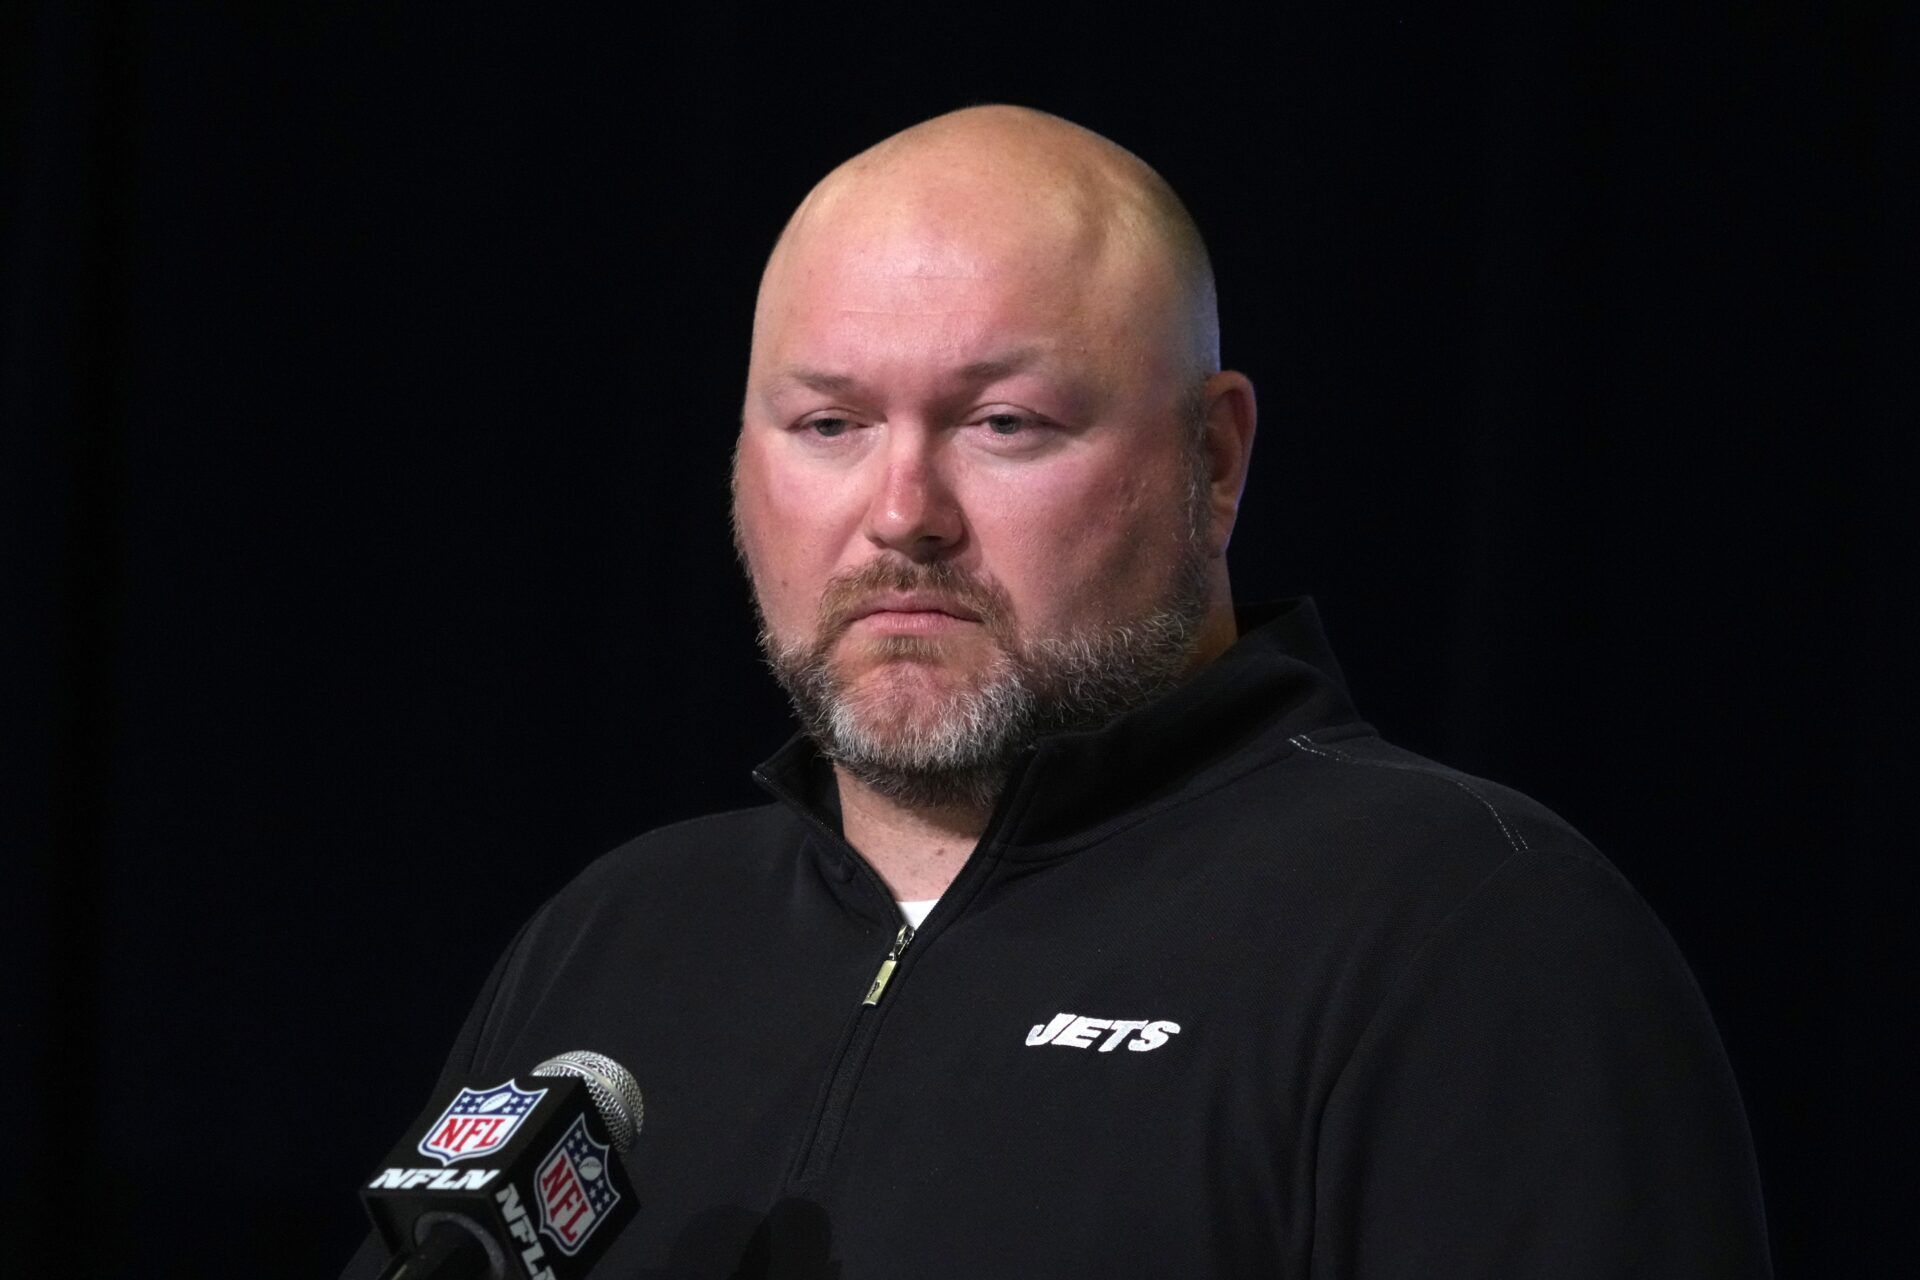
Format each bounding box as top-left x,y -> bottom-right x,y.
1287,732 -> 1532,856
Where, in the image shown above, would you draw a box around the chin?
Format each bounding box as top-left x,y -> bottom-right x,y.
836,642 -> 996,713
840,653 -> 976,708
834,632 -> 986,680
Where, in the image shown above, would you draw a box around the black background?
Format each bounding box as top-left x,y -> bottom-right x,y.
4,3 -> 1906,1275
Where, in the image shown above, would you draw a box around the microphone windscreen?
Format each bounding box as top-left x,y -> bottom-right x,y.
531,1050 -> 644,1154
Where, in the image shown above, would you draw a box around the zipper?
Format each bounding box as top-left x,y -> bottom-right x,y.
862,924 -> 914,1005
757,747 -> 1043,1186
787,922 -> 910,1182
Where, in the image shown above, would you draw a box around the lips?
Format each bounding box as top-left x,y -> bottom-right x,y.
849,594 -> 984,624
812,561 -> 1009,646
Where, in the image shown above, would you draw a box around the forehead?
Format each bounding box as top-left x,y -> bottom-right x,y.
750,178 -> 1177,389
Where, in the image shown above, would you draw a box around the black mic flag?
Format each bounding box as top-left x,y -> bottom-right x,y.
361,1050 -> 643,1280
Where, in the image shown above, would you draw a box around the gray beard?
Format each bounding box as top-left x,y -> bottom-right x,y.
760,551 -> 1212,812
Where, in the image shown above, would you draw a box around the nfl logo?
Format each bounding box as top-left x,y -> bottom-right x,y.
416,1081 -> 548,1166
536,1114 -> 621,1256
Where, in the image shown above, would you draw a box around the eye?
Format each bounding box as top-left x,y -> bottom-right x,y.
802,415 -> 856,439
970,408 -> 1054,442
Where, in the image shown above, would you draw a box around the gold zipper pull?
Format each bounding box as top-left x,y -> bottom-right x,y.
862,925 -> 915,1006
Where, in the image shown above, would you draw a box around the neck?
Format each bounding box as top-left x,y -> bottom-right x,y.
835,769 -> 993,901
1186,595 -> 1239,672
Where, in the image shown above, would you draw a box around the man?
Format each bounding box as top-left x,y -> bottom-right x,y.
345,106 -> 1770,1277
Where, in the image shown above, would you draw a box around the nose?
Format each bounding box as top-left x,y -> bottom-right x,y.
863,427 -> 963,561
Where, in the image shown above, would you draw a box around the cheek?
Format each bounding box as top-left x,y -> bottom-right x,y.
734,444 -> 847,618
980,459 -> 1165,619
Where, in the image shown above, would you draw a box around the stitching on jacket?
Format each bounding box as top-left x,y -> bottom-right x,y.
1287,733 -> 1532,856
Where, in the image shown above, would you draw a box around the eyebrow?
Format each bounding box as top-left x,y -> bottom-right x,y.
954,346 -> 1046,384
772,346 -> 1050,398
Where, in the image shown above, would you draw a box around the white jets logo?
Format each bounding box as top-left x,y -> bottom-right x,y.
1026,1013 -> 1181,1052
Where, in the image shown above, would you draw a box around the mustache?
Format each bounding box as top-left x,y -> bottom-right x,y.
817,560 -> 1015,643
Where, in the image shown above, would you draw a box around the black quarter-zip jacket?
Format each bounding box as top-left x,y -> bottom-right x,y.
343,599 -> 1771,1278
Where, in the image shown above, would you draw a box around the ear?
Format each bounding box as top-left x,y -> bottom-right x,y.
1199,370 -> 1257,555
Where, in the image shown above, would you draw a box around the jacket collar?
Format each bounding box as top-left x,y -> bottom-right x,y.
753,597 -> 1365,857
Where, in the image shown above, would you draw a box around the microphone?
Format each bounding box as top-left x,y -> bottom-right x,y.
362,1050 -> 644,1280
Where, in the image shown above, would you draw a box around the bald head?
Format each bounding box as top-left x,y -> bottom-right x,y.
754,105 -> 1220,384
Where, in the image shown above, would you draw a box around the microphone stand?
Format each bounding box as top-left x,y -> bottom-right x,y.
375,1214 -> 504,1280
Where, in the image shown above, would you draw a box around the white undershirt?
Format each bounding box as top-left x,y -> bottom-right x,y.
896,898 -> 939,929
